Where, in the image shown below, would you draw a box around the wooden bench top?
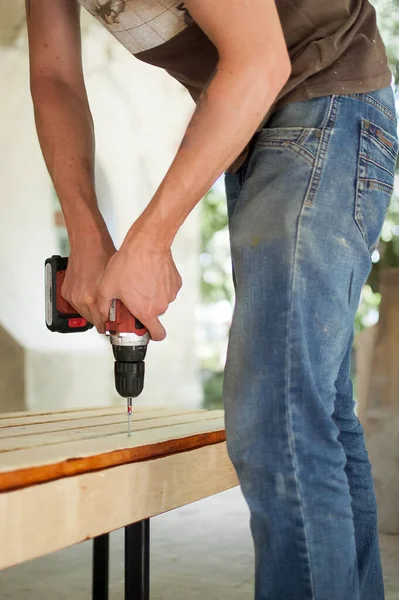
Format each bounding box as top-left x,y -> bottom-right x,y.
0,406 -> 237,570
0,406 -> 226,492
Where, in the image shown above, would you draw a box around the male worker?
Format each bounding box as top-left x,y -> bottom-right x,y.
26,1 -> 397,598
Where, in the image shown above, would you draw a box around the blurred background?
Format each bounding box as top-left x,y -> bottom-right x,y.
0,0 -> 398,534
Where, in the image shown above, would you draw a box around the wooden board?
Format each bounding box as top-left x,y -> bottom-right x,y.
0,411 -> 222,451
0,408 -> 226,492
0,408 -> 204,438
0,442 -> 238,570
0,406 -> 162,427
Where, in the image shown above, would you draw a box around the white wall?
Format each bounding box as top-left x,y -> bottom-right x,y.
0,20 -> 202,411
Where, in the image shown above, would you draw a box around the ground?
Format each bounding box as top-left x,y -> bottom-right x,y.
0,488 -> 398,599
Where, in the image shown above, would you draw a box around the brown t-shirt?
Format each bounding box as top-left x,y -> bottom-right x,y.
79,0 -> 392,171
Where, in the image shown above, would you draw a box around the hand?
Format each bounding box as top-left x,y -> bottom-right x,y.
61,232 -> 116,333
97,229 -> 182,341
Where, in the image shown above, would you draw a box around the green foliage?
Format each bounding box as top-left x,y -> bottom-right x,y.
354,285 -> 382,334
202,370 -> 224,410
201,187 -> 228,250
200,187 -> 233,304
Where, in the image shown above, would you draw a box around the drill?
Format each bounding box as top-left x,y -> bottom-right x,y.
45,255 -> 150,435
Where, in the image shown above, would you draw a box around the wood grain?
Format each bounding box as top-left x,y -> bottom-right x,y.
0,406 -> 124,420
0,442 -> 238,570
0,413 -> 226,492
0,408 -> 204,439
0,411 -> 223,451
0,406 -> 165,428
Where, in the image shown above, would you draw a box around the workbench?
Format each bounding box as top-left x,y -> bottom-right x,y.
0,406 -> 238,599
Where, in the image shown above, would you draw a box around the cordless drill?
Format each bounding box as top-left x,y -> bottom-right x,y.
45,255 -> 150,435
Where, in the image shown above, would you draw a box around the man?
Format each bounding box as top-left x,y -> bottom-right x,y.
26,1 -> 397,598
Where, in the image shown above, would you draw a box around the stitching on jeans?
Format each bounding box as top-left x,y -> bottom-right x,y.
355,118 -> 397,253
349,93 -> 397,124
361,126 -> 398,162
296,128 -> 311,146
362,178 -> 394,193
286,142 -> 316,167
360,154 -> 396,179
257,139 -> 315,167
285,179 -> 316,600
303,96 -> 340,207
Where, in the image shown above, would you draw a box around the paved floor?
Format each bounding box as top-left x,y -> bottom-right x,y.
1,487 -> 398,599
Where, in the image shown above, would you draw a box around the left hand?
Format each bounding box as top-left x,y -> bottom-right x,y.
97,228 -> 182,341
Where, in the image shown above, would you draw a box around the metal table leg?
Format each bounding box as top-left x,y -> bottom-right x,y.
125,519 -> 150,600
92,533 -> 110,600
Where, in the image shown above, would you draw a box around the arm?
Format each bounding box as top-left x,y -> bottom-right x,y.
138,0 -> 290,243
26,0 -> 115,331
97,0 -> 290,340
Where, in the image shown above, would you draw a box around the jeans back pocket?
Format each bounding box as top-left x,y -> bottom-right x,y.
355,118 -> 398,253
255,126 -> 321,168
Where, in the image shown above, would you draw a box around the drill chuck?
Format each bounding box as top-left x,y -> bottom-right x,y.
112,343 -> 147,398
115,360 -> 145,398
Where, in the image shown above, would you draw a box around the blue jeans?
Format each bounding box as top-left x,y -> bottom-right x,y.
224,87 -> 398,600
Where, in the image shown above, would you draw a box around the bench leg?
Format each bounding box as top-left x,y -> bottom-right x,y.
125,519 -> 150,600
92,533 -> 110,600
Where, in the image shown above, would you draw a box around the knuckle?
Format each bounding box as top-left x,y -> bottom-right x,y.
84,294 -> 96,306
70,294 -> 79,308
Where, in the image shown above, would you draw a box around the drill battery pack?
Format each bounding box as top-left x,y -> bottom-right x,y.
45,255 -> 94,333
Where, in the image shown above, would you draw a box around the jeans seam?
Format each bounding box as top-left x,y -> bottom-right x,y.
349,93 -> 397,124
362,122 -> 399,162
257,140 -> 315,167
303,96 -> 340,207
355,120 -> 397,254
285,205 -> 315,600
360,155 -> 396,179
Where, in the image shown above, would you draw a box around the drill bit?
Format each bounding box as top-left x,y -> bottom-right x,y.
127,397 -> 133,437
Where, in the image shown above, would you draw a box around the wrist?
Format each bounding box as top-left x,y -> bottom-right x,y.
125,206 -> 177,250
68,217 -> 114,253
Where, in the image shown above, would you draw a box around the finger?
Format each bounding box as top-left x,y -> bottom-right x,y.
144,317 -> 167,341
88,305 -> 106,334
67,300 -> 95,329
97,293 -> 113,324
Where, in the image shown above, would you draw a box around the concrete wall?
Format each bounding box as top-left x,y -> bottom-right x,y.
0,15 -> 202,411
0,326 -> 25,413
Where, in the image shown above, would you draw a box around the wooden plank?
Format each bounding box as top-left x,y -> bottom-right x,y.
0,442 -> 238,570
0,416 -> 226,492
0,410 -> 223,451
0,408 -> 204,438
0,406 -> 124,420
0,406 -> 169,428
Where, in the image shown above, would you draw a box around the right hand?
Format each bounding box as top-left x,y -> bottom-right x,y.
61,232 -> 116,333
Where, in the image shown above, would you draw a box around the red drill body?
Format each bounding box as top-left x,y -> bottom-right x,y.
45,256 -> 149,434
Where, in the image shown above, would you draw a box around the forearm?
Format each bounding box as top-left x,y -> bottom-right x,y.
32,77 -> 107,246
129,58 -> 289,247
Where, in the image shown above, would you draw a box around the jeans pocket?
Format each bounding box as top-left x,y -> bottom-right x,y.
355,119 -> 398,254
255,126 -> 322,167
355,118 -> 398,254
